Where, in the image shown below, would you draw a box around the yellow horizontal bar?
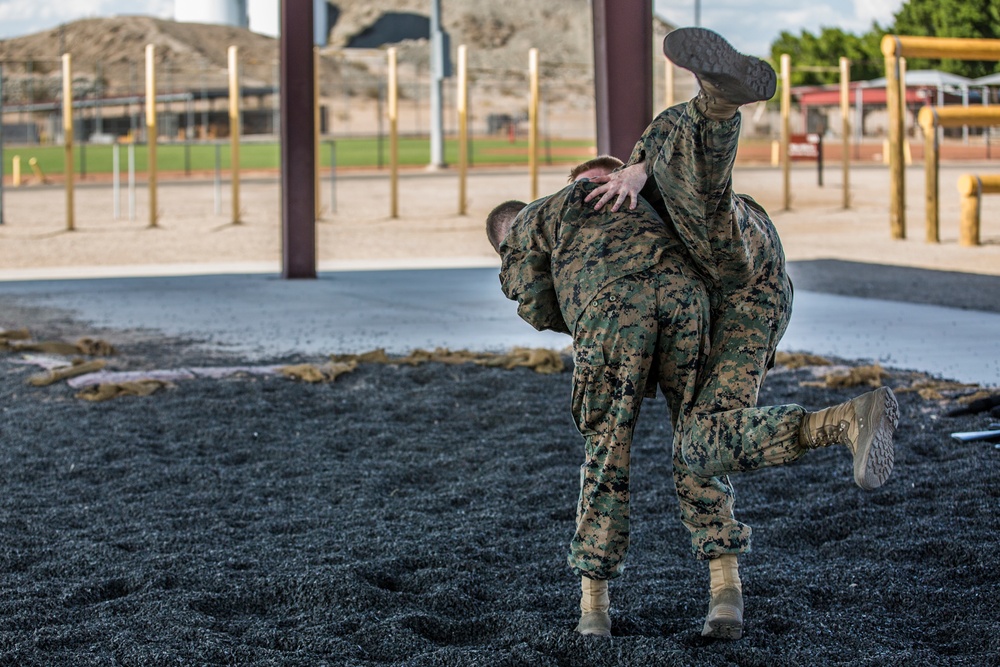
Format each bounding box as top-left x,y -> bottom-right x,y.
958,174 -> 1000,196
918,105 -> 1000,130
882,34 -> 1000,60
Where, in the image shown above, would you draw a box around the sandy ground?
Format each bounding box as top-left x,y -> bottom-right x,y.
1,160 -> 999,279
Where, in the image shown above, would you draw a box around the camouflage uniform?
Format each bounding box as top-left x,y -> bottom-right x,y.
499,180 -> 711,580
627,99 -> 808,559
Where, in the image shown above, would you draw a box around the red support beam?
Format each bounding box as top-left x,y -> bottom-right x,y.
592,0 -> 653,162
280,0 -> 317,279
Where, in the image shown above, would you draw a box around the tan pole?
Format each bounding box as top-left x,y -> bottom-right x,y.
457,44 -> 468,215
918,107 -> 939,243
145,44 -> 158,228
62,53 -> 74,231
957,174 -> 983,246
314,47 -> 321,219
388,47 -> 398,219
665,60 -> 675,110
840,57 -> 850,209
228,45 -> 241,224
883,38 -> 904,239
887,35 -> 1000,60
780,53 -> 791,211
529,48 -> 539,201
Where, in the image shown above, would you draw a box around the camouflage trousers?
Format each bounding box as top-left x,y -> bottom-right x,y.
568,258 -> 709,580
650,99 -> 806,559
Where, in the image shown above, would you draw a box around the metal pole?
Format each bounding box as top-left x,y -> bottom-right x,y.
780,53 -> 791,211
214,143 -> 222,215
63,54 -> 75,231
228,45 -> 241,224
529,47 -> 539,201
0,63 -> 5,226
328,140 -> 337,213
840,57 -> 850,209
592,0 -> 653,161
280,0 -> 317,279
429,0 -> 445,168
314,46 -> 322,219
128,143 -> 136,220
146,44 -> 158,228
457,44 -> 468,215
388,47 -> 399,218
113,143 -> 120,219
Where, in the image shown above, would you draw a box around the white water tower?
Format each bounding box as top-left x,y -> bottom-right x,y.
175,0 -> 249,28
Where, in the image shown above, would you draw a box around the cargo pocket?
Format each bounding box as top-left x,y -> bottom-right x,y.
571,344 -> 608,437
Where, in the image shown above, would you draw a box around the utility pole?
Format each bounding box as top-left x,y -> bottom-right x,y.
429,0 -> 445,168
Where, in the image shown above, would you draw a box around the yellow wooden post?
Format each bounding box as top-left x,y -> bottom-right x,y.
882,37 -> 904,239
314,47 -> 321,219
957,174 -> 982,247
780,54 -> 791,211
917,106 -> 939,243
457,44 -> 468,216
840,57 -> 850,209
529,48 -> 539,201
228,45 -> 241,224
145,44 -> 158,228
665,60 -> 675,110
388,47 -> 398,219
62,53 -> 74,231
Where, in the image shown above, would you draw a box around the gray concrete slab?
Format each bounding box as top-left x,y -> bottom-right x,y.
1,266 -> 997,388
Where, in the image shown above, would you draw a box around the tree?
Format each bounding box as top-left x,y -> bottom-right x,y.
891,0 -> 1000,78
768,0 -> 1000,83
769,26 -> 886,86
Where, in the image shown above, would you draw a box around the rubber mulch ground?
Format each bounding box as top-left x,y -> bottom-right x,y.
1,325 -> 998,666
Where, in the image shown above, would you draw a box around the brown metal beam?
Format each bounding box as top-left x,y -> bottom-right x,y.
280,0 -> 317,279
592,0 -> 653,161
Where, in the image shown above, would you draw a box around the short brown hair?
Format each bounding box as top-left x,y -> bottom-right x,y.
568,154 -> 624,182
486,200 -> 527,253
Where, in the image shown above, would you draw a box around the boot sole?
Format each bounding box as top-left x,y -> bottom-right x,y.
702,614 -> 743,640
575,611 -> 612,637
701,587 -> 743,640
854,387 -> 899,491
663,27 -> 776,104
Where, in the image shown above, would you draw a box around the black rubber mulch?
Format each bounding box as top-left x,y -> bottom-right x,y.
1,332 -> 998,666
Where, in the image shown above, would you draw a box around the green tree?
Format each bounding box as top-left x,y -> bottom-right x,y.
769,26 -> 886,86
891,0 -> 1000,78
769,0 -> 1000,83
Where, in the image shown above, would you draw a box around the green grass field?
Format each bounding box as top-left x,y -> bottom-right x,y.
1,136 -> 597,177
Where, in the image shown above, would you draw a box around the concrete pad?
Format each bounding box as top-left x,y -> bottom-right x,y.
1,267 -> 997,387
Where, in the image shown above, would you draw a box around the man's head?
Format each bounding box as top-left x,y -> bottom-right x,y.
568,154 -> 624,182
486,200 -> 527,254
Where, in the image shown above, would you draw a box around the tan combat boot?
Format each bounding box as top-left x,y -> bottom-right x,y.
702,554 -> 743,640
575,576 -> 611,637
662,27 -> 777,121
800,387 -> 900,491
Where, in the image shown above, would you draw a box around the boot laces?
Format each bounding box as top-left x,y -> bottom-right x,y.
811,420 -> 850,448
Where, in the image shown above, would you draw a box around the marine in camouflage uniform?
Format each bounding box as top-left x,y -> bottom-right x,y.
580,27 -> 899,640
497,180 -> 712,583
623,97 -> 803,560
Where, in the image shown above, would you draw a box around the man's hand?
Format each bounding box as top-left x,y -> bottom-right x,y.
583,162 -> 648,212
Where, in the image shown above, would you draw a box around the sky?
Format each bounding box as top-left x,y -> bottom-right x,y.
0,0 -> 905,56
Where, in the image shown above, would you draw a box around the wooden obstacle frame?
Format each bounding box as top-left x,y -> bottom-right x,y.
882,34 -> 1000,242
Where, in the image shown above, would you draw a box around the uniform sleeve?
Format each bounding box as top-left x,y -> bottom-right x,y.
498,204 -> 570,335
